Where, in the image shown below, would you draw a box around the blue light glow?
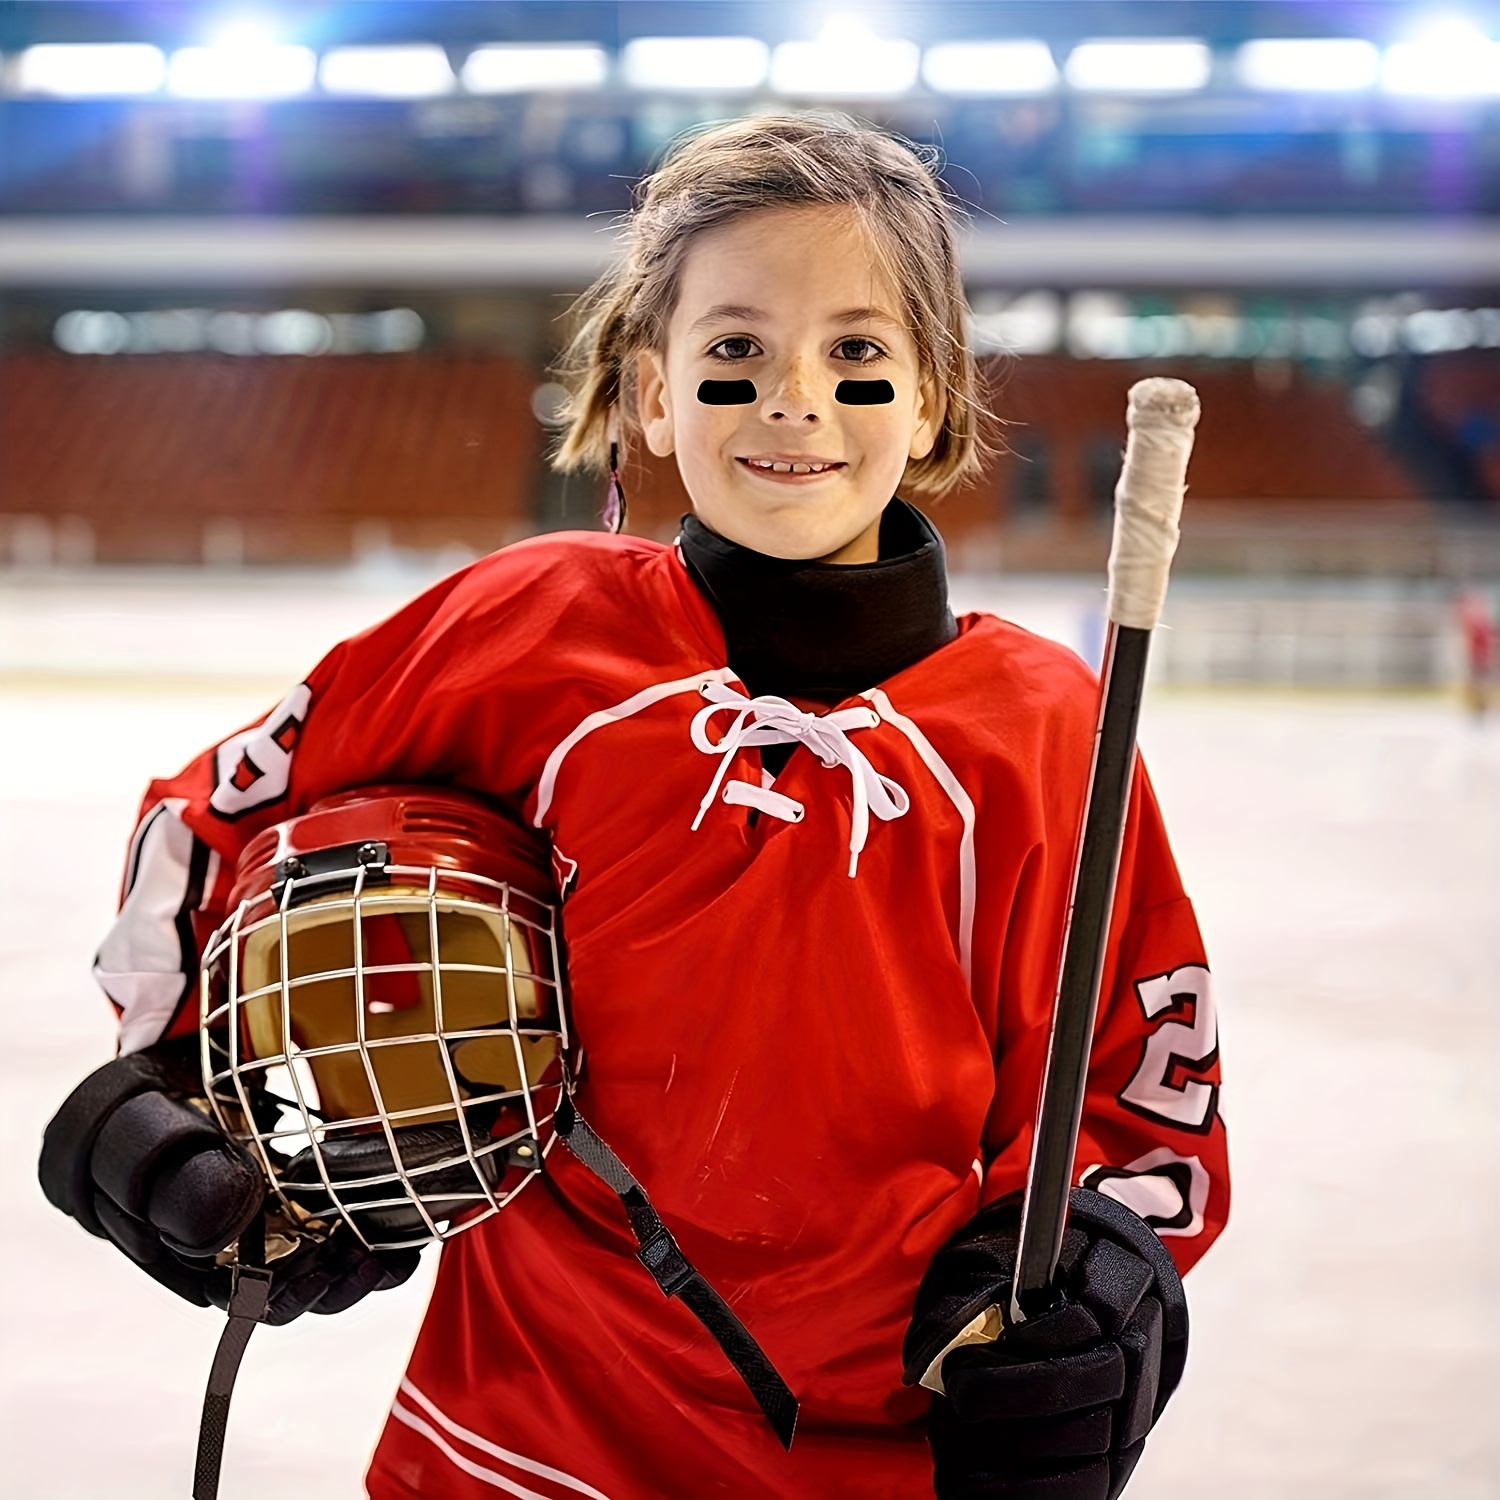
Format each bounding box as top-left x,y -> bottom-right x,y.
770,20 -> 920,97
16,44 -> 167,97
621,37 -> 768,92
923,41 -> 1058,96
1382,18 -> 1500,97
1065,39 -> 1212,93
1236,39 -> 1381,93
320,45 -> 455,99
461,45 -> 609,95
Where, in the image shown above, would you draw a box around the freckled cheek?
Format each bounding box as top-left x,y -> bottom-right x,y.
842,410 -> 912,469
677,405 -> 741,459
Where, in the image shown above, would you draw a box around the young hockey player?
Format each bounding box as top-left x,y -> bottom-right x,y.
40,115 -> 1227,1498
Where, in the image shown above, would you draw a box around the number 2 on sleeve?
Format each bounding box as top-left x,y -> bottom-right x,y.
1119,966 -> 1219,1132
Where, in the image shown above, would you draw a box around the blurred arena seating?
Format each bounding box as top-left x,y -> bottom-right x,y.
991,358 -> 1420,510
0,0 -> 1495,590
0,350 -> 1446,570
1417,352 -> 1500,501
0,350 -> 538,563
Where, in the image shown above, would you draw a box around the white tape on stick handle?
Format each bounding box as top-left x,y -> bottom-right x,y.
1107,378 -> 1200,630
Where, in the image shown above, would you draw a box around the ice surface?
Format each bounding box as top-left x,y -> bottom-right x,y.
2,574 -> 1495,1498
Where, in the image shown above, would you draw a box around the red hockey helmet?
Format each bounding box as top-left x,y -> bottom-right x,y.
199,786 -> 569,1252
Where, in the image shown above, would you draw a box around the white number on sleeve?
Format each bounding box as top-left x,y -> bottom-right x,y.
1119,965 -> 1218,1132
210,683 -> 312,819
1082,1148 -> 1209,1238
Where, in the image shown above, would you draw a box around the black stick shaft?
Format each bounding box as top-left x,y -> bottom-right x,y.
1011,621 -> 1152,1319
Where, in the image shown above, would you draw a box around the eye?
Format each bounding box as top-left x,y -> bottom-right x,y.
834,337 -> 888,365
707,335 -> 761,362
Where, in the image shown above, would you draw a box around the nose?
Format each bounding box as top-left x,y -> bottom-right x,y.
762,359 -> 822,425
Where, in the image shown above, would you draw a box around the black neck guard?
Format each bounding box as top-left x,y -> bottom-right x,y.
679,500 -> 957,702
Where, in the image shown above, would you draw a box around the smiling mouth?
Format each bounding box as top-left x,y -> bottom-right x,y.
737,457 -> 846,476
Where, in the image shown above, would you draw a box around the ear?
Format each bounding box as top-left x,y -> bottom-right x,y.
637,349 -> 676,458
907,374 -> 943,462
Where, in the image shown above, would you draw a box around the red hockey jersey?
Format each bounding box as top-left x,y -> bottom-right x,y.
96,531 -> 1228,1499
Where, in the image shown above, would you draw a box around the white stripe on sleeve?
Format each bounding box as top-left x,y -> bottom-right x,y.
93,798 -> 213,1055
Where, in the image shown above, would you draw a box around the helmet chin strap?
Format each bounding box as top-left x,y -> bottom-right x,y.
193,1214 -> 272,1500
553,1088 -> 800,1451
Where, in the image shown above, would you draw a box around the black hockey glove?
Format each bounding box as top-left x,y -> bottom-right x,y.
38,1040 -> 420,1324
903,1188 -> 1188,1500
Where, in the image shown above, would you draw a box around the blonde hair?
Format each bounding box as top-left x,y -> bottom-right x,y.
553,113 -> 986,497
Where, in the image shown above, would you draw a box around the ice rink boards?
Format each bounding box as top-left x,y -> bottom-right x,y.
2,571 -> 1495,1499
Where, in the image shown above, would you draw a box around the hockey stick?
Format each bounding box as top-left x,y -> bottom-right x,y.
1010,378 -> 1200,1324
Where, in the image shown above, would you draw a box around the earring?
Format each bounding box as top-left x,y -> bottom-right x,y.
603,441 -> 627,534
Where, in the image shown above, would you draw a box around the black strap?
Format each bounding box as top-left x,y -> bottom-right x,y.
192,1224 -> 273,1500
555,1093 -> 799,1450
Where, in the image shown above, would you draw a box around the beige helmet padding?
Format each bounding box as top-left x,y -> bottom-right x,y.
238,886 -> 559,1128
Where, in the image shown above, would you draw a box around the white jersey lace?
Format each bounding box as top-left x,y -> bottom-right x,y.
688,680 -> 910,877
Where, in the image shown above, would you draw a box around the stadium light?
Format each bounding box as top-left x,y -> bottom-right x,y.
770,19 -> 920,97
462,44 -> 609,94
969,291 -> 1063,354
206,16 -> 278,49
1235,39 -> 1381,92
168,43 -> 316,98
15,43 -> 166,97
54,310 -> 133,355
320,45 -> 455,98
1064,39 -> 1212,93
622,37 -> 768,91
922,41 -> 1058,96
1382,19 -> 1500,97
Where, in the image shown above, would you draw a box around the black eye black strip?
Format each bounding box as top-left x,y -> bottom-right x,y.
698,379 -> 757,405
835,379 -> 895,405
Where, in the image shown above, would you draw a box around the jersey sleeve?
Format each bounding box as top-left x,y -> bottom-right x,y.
980,765 -> 1229,1276
94,556 -> 552,1055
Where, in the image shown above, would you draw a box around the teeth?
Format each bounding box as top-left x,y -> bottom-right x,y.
747,459 -> 837,474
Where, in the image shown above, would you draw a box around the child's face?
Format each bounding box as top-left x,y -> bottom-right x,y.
637,206 -> 939,564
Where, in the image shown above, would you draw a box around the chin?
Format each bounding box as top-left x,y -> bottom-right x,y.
736,499 -> 883,563
685,468 -> 886,561
737,517 -> 864,562
782,512 -> 884,563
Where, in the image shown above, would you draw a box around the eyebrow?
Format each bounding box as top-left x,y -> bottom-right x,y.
685,304 -> 905,335
686,304 -> 765,335
830,307 -> 904,330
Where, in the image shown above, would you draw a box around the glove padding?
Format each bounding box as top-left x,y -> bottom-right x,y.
39,1042 -> 420,1323
903,1188 -> 1188,1500
208,1225 -> 424,1326
40,1042 -> 263,1258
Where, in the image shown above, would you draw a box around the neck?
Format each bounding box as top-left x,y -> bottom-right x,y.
678,500 -> 957,703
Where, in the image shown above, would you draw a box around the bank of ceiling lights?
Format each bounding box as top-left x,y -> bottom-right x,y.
7,21 -> 1498,100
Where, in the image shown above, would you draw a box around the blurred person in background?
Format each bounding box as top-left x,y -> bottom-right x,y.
1458,590 -> 1495,716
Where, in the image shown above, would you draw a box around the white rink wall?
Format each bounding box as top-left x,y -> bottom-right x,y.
2,569 -> 1496,1499
0,563 -> 1473,689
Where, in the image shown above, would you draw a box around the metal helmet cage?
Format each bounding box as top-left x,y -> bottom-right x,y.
199,787 -> 569,1253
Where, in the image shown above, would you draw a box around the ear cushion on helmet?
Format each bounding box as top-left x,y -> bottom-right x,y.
280,1123 -> 501,1236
